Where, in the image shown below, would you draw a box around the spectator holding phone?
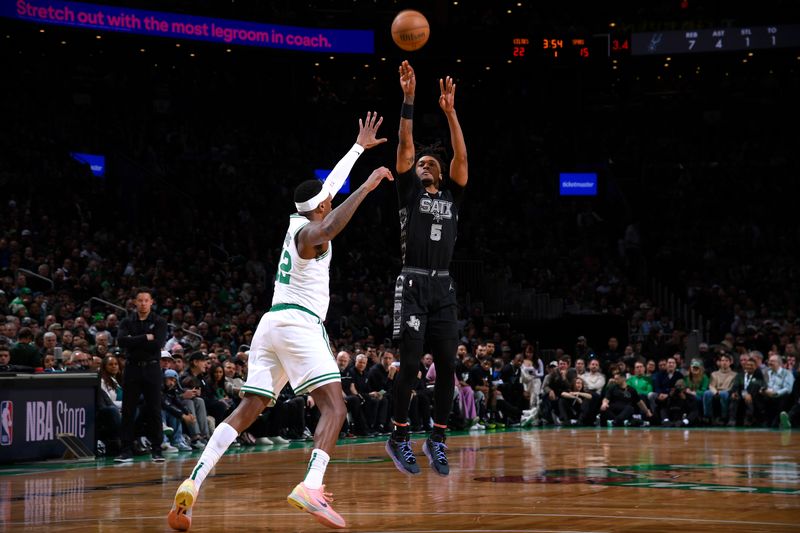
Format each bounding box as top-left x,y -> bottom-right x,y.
180,352 -> 212,449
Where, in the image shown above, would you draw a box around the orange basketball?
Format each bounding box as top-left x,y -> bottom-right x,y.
391,10 -> 430,51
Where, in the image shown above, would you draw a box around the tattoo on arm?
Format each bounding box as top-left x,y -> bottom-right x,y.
318,187 -> 370,241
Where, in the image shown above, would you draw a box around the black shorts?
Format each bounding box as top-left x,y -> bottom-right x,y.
392,268 -> 457,341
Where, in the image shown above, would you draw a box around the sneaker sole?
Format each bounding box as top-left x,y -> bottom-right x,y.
287,491 -> 346,529
167,508 -> 191,531
384,440 -> 420,476
168,483 -> 196,531
422,440 -> 450,477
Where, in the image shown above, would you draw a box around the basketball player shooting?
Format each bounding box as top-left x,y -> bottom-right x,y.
167,112 -> 392,531
386,60 -> 469,477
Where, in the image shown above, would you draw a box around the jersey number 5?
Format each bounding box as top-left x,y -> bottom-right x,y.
430,223 -> 442,242
277,250 -> 292,284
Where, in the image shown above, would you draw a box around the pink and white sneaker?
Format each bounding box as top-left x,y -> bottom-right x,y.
287,482 -> 346,529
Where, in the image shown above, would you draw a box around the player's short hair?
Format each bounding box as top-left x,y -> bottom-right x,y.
294,179 -> 324,205
416,150 -> 448,178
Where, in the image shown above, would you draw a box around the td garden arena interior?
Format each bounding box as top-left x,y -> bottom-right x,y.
1,1 -> 799,532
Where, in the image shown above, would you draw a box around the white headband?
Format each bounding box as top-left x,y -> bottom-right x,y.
295,186 -> 329,213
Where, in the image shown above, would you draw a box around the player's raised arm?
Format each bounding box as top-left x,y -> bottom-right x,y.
396,60 -> 416,174
439,75 -> 468,187
298,167 -> 394,251
324,112 -> 388,197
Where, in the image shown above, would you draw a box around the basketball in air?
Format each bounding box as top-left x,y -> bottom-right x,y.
391,10 -> 430,51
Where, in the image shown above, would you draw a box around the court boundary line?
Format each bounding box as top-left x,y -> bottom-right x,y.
5,510 -> 800,528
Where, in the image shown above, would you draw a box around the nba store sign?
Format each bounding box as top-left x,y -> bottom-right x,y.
0,375 -> 96,463
26,400 -> 87,442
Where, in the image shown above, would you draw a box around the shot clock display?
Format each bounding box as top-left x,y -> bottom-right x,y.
542,35 -> 609,60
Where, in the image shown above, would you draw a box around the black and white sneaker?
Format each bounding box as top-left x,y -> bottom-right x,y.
151,452 -> 166,463
114,449 -> 134,463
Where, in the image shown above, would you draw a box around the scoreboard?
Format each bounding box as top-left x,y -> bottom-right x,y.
510,34 -> 612,62
632,24 -> 800,55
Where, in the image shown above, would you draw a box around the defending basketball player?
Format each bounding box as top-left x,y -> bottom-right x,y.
386,60 -> 468,477
167,112 -> 392,531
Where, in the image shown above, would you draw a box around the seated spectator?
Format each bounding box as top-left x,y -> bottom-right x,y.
222,360 -> 244,401
519,358 -> 541,427
574,358 -> 586,377
161,369 -> 194,452
270,384 -> 310,442
600,369 -> 652,427
206,363 -> 236,421
427,361 -> 477,431
42,353 -> 63,372
579,358 -> 606,422
730,355 -> 765,426
182,351 -> 222,434
664,379 -> 699,427
467,357 -> 493,425
650,357 -> 684,425
96,355 -> 123,454
160,350 -> 175,372
177,355 -> 211,449
0,343 -> 31,373
498,354 -> 526,422
559,377 -> 592,426
337,351 -> 371,437
627,360 -> 653,397
541,358 -> 570,425
67,350 -> 91,372
684,360 -> 709,421
11,327 -> 40,368
702,352 -> 736,425
761,353 -> 795,428
350,353 -> 388,434
522,344 -> 545,379
367,349 -> 398,432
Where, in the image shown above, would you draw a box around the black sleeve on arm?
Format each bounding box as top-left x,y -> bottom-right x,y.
117,319 -> 147,348
153,317 -> 168,349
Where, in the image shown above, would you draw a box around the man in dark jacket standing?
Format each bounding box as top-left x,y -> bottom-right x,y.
115,288 -> 168,463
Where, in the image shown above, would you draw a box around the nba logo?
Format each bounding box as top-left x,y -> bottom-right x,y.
0,401 -> 12,446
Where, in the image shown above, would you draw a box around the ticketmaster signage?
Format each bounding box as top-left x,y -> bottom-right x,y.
4,0 -> 374,53
559,172 -> 598,196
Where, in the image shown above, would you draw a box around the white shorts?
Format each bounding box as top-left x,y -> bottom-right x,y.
241,306 -> 339,401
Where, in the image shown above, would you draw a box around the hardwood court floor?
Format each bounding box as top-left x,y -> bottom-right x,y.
2,428 -> 799,533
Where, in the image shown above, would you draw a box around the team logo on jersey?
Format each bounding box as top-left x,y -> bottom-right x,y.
406,316 -> 421,331
419,197 -> 453,222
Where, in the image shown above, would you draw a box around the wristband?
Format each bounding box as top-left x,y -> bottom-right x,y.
401,103 -> 414,120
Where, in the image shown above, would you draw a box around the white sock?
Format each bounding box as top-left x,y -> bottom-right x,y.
303,448 -> 330,490
189,422 -> 238,490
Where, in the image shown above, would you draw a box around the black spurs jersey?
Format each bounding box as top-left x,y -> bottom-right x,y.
396,168 -> 465,270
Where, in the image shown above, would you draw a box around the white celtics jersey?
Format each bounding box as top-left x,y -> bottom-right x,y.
271,214 -> 332,319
